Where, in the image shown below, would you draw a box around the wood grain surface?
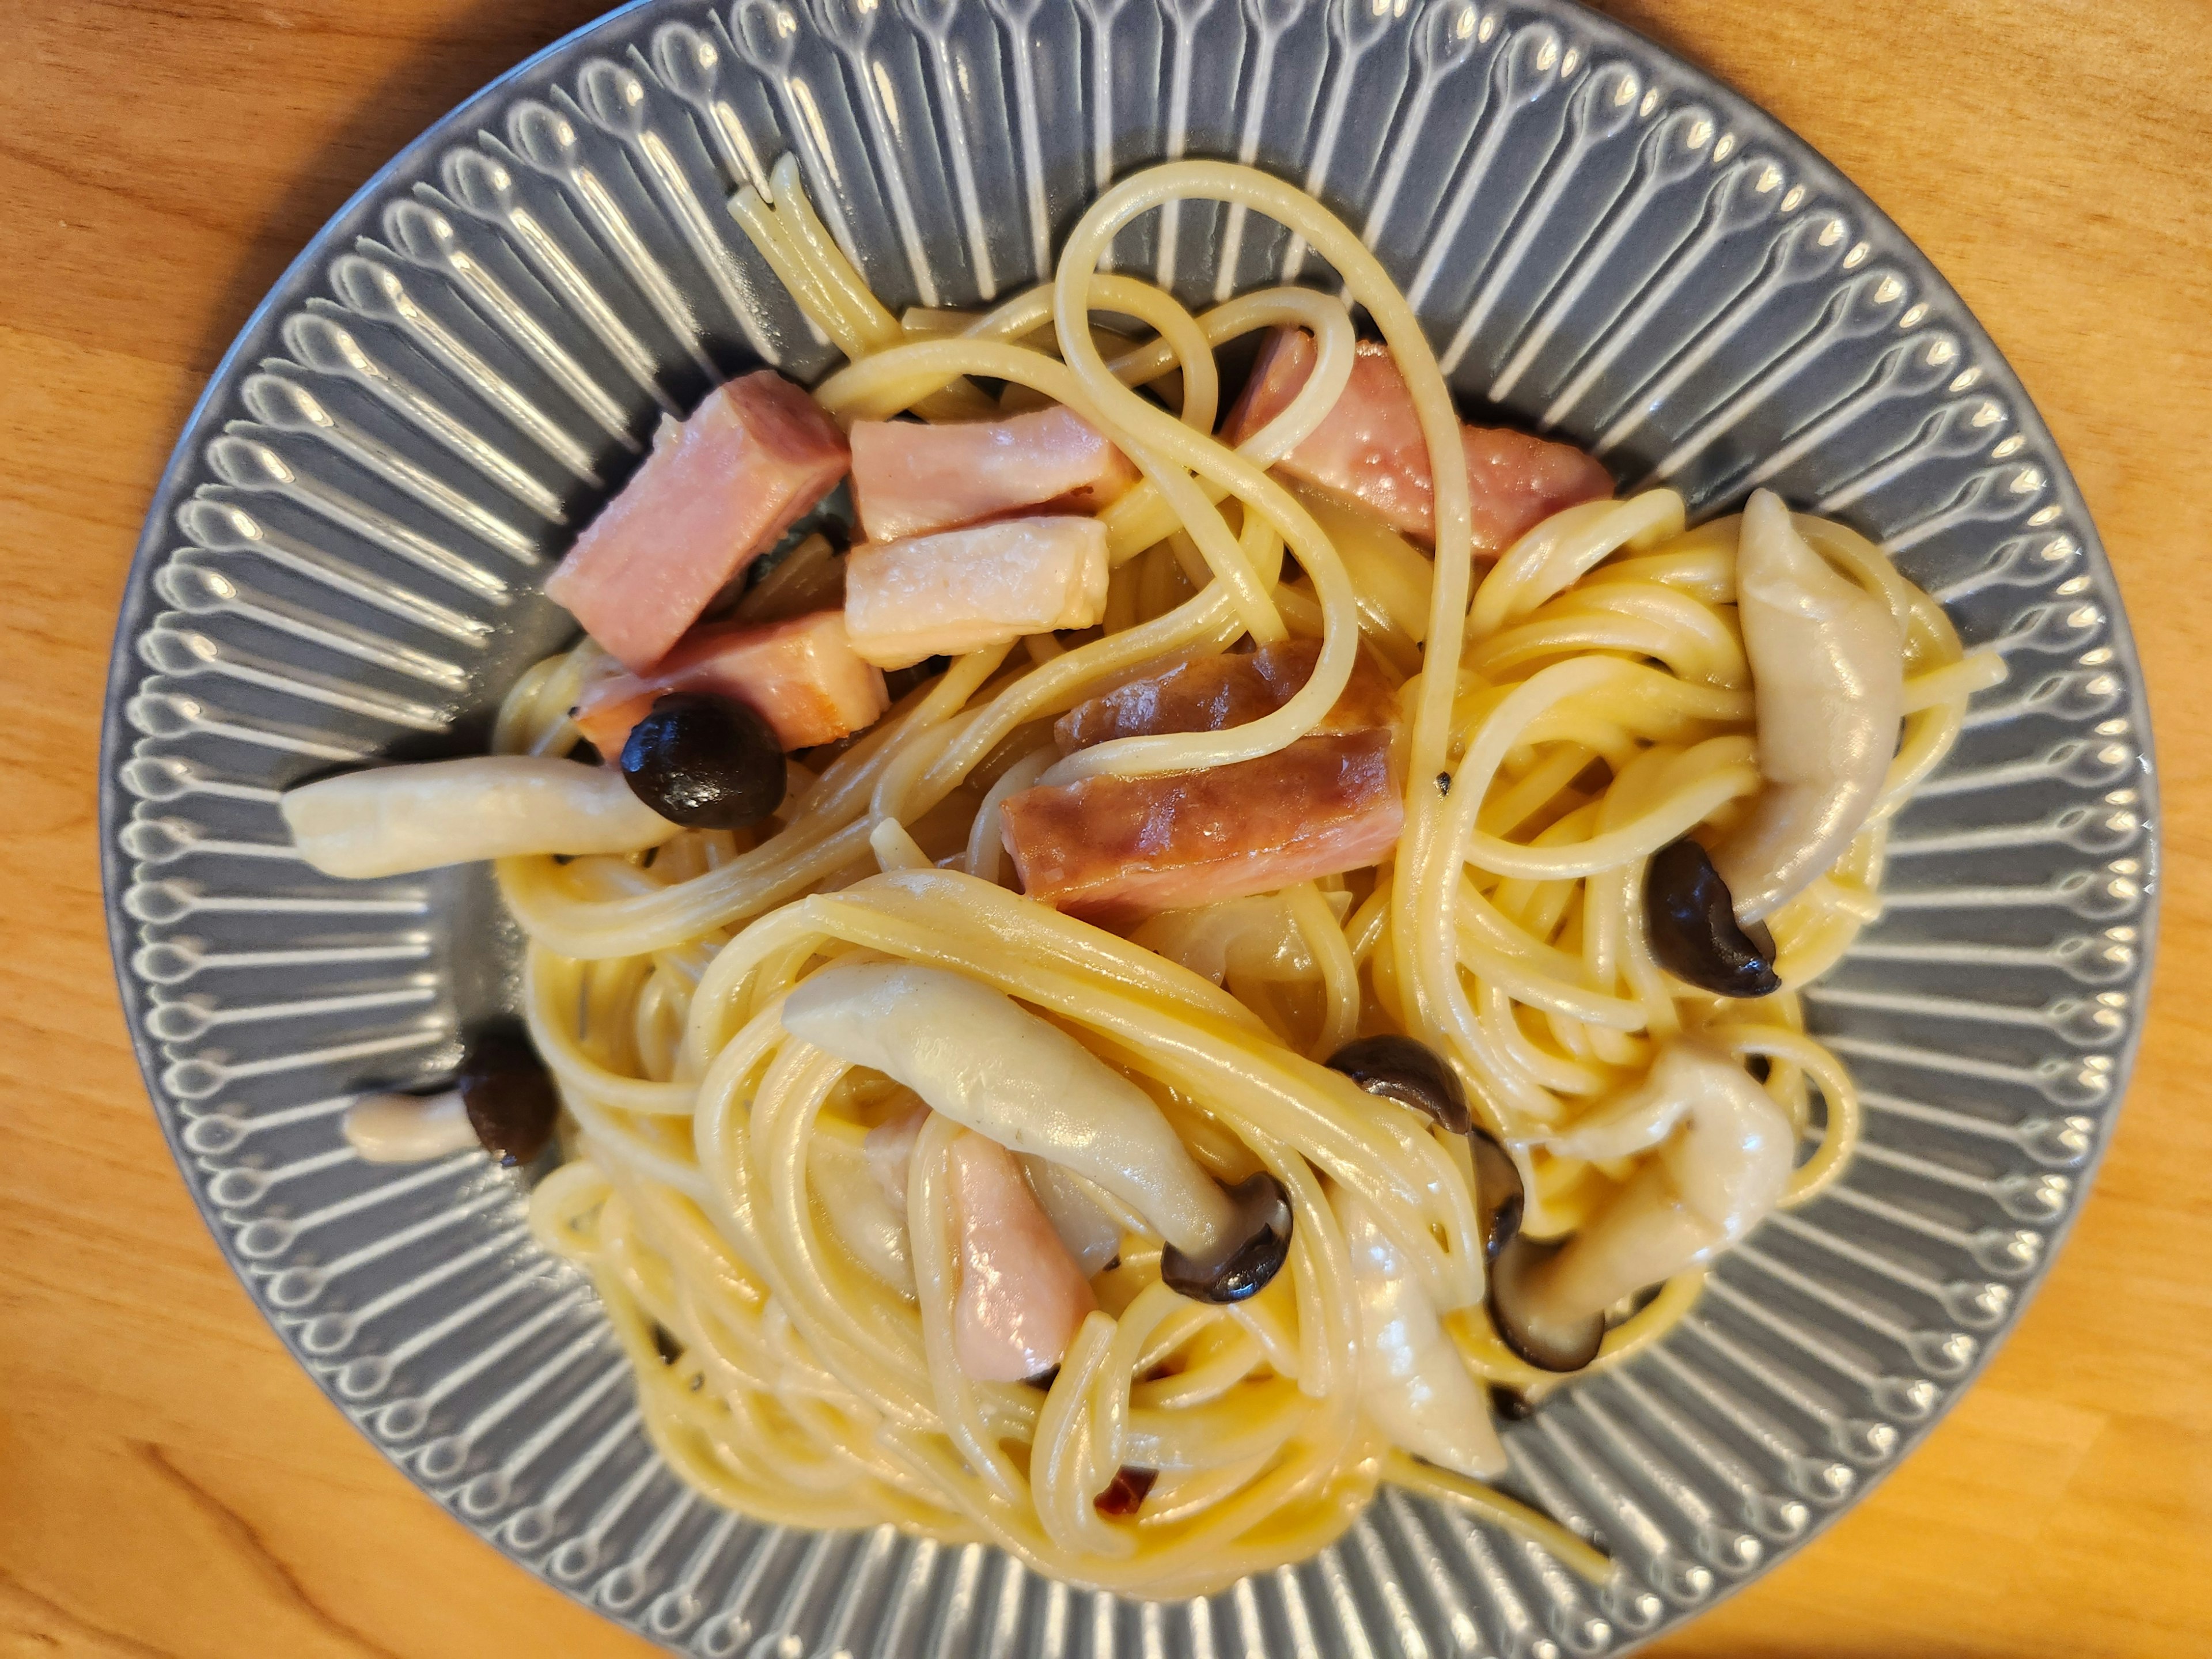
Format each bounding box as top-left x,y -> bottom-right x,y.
2,1 -> 2207,1653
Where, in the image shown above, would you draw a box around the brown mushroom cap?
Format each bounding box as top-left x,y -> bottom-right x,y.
1325,1034 -> 1474,1135
1487,1233 -> 1605,1374
1468,1128 -> 1526,1262
1159,1172 -> 1293,1304
457,1030 -> 559,1166
1643,838 -> 1782,998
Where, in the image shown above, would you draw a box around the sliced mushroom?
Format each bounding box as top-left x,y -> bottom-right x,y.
1711,490 -> 1904,923
341,1032 -> 558,1167
282,755 -> 681,878
1324,1033 -> 1473,1135
1533,1040 -> 1795,1316
1326,1036 -> 1521,1263
781,963 -> 1291,1302
1486,1232 -> 1605,1374
1643,837 -> 1782,998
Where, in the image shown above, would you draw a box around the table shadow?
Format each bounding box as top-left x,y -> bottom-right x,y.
182,0 -> 621,425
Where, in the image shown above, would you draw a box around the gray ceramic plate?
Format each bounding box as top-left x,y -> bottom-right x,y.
100,0 -> 2157,1652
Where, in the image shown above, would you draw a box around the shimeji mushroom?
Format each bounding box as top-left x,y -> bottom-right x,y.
1713,489 -> 1904,924
1642,489 -> 1903,995
1324,1033 -> 1523,1259
1334,1183 -> 1508,1479
283,755 -> 680,878
780,963 -> 1291,1304
1324,1033 -> 1474,1135
340,1032 -> 558,1166
1487,1039 -> 1793,1372
1642,837 -> 1782,999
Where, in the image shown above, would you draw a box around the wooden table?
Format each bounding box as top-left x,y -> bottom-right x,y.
3,1 -> 2207,1652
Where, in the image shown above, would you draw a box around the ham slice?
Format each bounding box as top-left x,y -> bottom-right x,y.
844,516 -> 1110,669
948,1130 -> 1099,1383
544,371 -> 851,672
1221,329 -> 1611,554
1001,730 -> 1404,926
851,407 -> 1139,542
570,609 -> 888,756
1054,638 -> 1398,756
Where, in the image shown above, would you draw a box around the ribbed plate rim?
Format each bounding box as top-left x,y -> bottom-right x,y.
94,0 -> 2161,1651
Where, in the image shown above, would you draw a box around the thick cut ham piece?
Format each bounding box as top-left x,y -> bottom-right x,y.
1054,638 -> 1398,756
1221,329 -> 1611,554
850,407 -> 1140,542
571,609 -> 888,756
844,516 -> 1110,669
948,1131 -> 1099,1383
1001,730 -> 1404,926
544,372 -> 851,672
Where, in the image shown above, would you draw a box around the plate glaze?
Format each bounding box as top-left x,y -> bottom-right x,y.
99,1 -> 2157,1652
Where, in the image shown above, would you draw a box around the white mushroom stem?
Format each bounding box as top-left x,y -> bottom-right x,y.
779,963 -> 1243,1259
343,1089 -> 477,1162
812,1135 -> 915,1294
1021,1157 -> 1125,1275
1524,1040 -> 1795,1323
1713,489 -> 1904,923
1334,1184 -> 1507,1479
281,756 -> 683,879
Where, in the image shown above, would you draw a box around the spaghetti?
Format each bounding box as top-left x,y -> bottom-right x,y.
312,155 -> 2004,1594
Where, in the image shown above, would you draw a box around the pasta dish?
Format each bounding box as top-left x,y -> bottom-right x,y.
280,157 -> 2003,1595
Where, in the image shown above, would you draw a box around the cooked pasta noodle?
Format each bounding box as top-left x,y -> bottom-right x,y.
456,154 -> 2008,1593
